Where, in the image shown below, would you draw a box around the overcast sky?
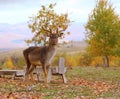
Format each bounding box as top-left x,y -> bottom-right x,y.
0,0 -> 120,24
0,0 -> 120,48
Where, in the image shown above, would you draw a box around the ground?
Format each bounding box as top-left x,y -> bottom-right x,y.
0,67 -> 120,99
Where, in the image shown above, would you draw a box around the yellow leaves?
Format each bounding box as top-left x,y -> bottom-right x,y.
65,54 -> 80,67
95,30 -> 100,34
41,5 -> 45,10
85,0 -> 120,58
109,56 -> 120,67
25,39 -> 32,44
49,3 -> 56,9
67,32 -> 70,35
27,3 -> 71,45
2,57 -> 14,69
89,56 -> 120,67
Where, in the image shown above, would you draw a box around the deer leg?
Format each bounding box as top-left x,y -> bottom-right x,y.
24,63 -> 31,81
42,64 -> 52,86
46,65 -> 52,83
24,52 -> 31,81
26,63 -> 30,72
42,64 -> 47,78
28,65 -> 36,81
42,64 -> 48,87
46,65 -> 50,71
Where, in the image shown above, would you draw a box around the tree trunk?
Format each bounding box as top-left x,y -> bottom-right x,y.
103,55 -> 109,67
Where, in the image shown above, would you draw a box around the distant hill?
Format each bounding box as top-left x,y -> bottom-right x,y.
58,41 -> 88,54
0,48 -> 9,52
0,48 -> 24,60
0,41 -> 88,59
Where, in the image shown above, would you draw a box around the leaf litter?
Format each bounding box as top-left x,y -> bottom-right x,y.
0,77 -> 117,99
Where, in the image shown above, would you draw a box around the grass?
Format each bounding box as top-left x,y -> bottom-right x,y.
67,67 -> 120,83
0,66 -> 120,99
67,66 -> 120,98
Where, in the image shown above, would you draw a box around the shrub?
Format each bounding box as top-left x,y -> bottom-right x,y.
2,57 -> 14,69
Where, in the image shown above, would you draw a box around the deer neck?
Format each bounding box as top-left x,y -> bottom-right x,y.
48,44 -> 57,50
46,44 -> 57,64
48,45 -> 57,55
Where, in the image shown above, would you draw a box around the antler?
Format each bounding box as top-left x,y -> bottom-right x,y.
55,27 -> 61,34
42,26 -> 52,34
58,25 -> 68,33
56,27 -> 64,37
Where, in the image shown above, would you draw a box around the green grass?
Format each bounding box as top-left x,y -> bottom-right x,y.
66,67 -> 120,98
0,66 -> 120,99
67,67 -> 120,83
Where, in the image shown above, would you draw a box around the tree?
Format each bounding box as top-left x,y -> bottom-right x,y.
2,57 -> 14,69
85,0 -> 120,67
26,3 -> 71,46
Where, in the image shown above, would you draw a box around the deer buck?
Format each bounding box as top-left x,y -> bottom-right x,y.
23,26 -> 64,86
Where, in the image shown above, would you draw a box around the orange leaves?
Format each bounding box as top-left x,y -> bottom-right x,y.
74,96 -> 91,99
0,78 -> 43,99
71,78 -> 116,96
0,74 -> 117,98
92,81 -> 115,95
0,92 -> 43,99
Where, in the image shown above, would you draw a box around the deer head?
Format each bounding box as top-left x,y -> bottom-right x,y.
42,26 -> 64,46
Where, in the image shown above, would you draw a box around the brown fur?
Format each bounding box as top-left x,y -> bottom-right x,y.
23,33 -> 63,85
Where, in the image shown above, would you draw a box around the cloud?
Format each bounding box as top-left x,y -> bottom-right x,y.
54,0 -> 95,22
0,0 -> 39,4
60,22 -> 85,42
0,0 -> 119,24
0,0 -> 95,24
0,0 -> 120,48
0,23 -> 33,48
0,32 -> 27,48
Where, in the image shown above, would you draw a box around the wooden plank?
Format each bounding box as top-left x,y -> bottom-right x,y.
47,57 -> 67,83
15,70 -> 25,77
0,70 -> 25,80
34,67 -> 43,81
0,70 -> 17,75
58,57 -> 65,74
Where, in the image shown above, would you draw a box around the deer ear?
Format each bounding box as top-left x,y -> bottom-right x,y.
59,33 -> 64,37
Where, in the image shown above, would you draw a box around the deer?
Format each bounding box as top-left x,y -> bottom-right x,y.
23,26 -> 64,86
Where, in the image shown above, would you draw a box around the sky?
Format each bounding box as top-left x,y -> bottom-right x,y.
0,0 -> 120,48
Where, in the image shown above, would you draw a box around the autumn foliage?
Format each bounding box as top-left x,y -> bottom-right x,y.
2,57 -> 14,69
1,51 -> 120,70
85,0 -> 120,67
26,3 -> 71,46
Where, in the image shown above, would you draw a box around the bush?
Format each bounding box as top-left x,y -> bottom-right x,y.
90,57 -> 103,67
79,52 -> 93,66
2,57 -> 15,69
